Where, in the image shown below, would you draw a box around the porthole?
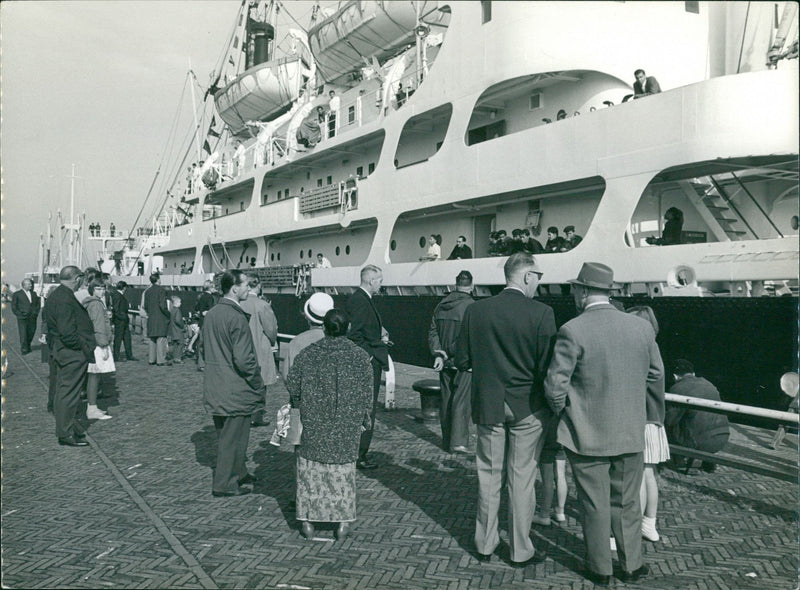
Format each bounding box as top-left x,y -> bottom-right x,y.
391,240 -> 397,251
300,250 -> 304,259
270,253 -> 274,261
335,246 -> 341,256
308,249 -> 312,258
277,253 -> 281,261
419,236 -> 426,248
345,245 -> 351,255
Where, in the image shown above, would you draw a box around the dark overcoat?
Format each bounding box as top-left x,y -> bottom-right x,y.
202,298 -> 265,416
43,284 -> 96,364
143,284 -> 170,338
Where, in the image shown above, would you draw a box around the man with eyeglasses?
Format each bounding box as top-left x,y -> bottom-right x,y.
42,266 -> 97,447
447,235 -> 473,260
456,252 -> 556,567
346,264 -> 390,470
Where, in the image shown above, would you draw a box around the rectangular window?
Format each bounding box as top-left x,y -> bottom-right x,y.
317,178 -> 323,187
685,1 -> 699,14
529,93 -> 541,110
356,166 -> 364,178
277,190 -> 282,200
348,105 -> 355,124
368,162 -> 375,174
481,0 -> 491,23
262,193 -> 268,205
326,176 -> 333,185
285,187 -> 290,197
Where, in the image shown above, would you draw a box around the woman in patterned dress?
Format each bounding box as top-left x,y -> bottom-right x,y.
286,308 -> 373,541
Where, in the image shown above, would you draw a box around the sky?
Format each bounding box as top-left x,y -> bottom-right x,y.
1,0 -> 325,285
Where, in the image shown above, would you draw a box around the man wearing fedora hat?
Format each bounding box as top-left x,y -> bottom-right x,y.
456,252 -> 556,567
545,262 -> 664,586
283,292 -> 335,379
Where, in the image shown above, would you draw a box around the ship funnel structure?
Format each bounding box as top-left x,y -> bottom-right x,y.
245,7 -> 275,69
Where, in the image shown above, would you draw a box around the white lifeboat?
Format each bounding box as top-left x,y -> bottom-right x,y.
308,0 -> 439,83
215,55 -> 311,135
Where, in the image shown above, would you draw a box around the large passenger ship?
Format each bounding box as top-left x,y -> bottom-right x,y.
125,1 -> 799,410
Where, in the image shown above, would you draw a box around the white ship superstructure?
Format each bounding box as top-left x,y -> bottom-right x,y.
139,1 -> 797,300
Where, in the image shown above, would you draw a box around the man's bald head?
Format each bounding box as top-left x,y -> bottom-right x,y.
59,265 -> 83,281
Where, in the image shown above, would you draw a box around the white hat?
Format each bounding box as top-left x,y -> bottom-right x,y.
304,292 -> 334,325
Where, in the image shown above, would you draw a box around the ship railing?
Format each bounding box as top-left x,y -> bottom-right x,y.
88,229 -> 123,239
665,392 -> 798,482
299,178 -> 358,215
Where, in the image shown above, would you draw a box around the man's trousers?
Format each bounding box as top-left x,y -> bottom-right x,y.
53,356 -> 88,440
475,405 -> 547,562
358,358 -> 383,460
439,368 -> 471,451
566,449 -> 644,576
147,336 -> 168,364
212,415 -> 252,494
113,319 -> 133,360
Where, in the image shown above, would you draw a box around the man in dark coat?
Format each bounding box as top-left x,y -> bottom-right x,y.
143,273 -> 170,365
456,252 -> 556,567
202,269 -> 266,497
446,236 -> 473,260
42,266 -> 96,446
665,359 -> 729,472
346,264 -> 389,470
194,280 -> 217,372
110,281 -> 136,361
428,270 -> 474,453
11,278 -> 41,354
545,262 -> 664,585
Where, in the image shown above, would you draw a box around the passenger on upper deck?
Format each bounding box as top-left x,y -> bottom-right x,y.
328,90 -> 339,137
522,228 -> 544,254
564,226 -> 582,250
633,69 -> 661,99
556,109 -> 567,121
447,236 -> 473,260
316,253 -> 332,268
420,235 -> 442,261
507,230 -> 527,254
544,227 -> 568,253
646,207 -> 683,246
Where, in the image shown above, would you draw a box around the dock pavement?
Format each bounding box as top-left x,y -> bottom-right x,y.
1,327 -> 798,589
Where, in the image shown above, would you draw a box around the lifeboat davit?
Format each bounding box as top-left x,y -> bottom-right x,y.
309,0 -> 438,83
214,55 -> 311,135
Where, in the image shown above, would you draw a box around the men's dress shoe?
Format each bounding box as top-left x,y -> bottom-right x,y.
532,513 -> 552,526
356,458 -> 378,470
238,473 -> 258,485
451,445 -> 471,454
510,552 -> 547,568
618,564 -> 649,583
335,522 -> 351,540
58,437 -> 89,447
475,552 -> 492,563
250,419 -> 270,428
212,487 -> 252,497
300,521 -> 315,539
583,570 -> 611,586
149,362 -> 157,366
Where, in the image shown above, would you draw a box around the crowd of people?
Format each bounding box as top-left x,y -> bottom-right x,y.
14,254 -> 733,584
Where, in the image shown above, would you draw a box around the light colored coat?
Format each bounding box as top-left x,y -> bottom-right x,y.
239,293 -> 278,385
545,303 -> 664,456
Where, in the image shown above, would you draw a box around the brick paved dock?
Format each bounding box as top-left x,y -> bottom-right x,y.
2,333 -> 797,589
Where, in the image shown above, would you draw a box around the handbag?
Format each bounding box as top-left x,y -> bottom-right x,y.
285,407 -> 303,446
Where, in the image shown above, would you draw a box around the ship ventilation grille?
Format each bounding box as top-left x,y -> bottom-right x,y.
529,93 -> 542,111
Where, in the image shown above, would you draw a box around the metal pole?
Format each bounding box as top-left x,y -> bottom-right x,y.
665,393 -> 798,424
189,66 -> 202,161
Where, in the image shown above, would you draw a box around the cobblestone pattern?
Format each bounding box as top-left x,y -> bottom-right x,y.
1,330 -> 797,589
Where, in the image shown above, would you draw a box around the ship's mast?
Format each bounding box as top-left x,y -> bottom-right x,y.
189,65 -> 202,161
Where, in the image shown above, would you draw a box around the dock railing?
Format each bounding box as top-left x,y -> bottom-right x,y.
665,393 -> 798,482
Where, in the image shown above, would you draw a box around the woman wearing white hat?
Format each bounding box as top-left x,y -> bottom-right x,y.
283,293 -> 336,378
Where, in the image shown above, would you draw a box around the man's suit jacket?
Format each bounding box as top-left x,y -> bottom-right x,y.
110,289 -> 130,323
633,76 -> 661,97
455,288 -> 556,424
11,289 -> 40,320
346,287 -> 388,368
143,284 -> 170,338
545,303 -> 664,456
43,284 -> 96,364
